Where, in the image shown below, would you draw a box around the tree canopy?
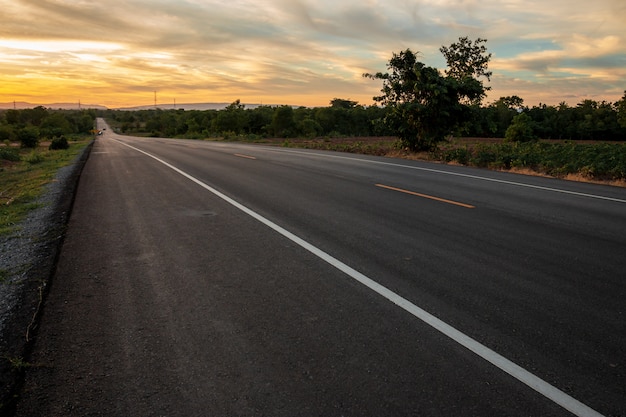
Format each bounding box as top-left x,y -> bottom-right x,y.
364,37 -> 492,151
440,37 -> 492,105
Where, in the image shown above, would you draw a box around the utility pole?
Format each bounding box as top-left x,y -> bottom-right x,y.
154,91 -> 157,108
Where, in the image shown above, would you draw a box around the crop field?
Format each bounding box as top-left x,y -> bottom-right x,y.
258,136 -> 626,187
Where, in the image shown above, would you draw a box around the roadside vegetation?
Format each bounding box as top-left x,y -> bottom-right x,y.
101,94 -> 626,146
101,100 -> 626,185
99,37 -> 625,185
0,108 -> 95,236
4,38 -> 625,192
215,136 -> 626,185
433,139 -> 626,184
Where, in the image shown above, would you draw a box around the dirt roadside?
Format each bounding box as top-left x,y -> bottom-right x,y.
0,141 -> 93,414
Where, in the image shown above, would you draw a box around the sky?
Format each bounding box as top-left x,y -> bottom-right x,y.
0,0 -> 625,109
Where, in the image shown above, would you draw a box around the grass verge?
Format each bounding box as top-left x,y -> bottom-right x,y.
0,138 -> 92,237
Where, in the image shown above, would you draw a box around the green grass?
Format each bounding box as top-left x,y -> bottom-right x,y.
0,138 -> 91,236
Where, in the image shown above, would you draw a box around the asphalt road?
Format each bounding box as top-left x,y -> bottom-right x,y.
14,119 -> 626,416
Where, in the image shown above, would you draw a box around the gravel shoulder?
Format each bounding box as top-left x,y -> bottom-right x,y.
0,140 -> 93,413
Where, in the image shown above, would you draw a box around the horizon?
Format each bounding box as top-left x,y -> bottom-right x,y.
2,93 -> 624,113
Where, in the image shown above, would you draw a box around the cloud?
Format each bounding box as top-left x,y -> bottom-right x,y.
0,0 -> 624,107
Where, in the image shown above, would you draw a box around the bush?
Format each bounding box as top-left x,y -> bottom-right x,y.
449,148 -> 471,165
49,136 -> 69,150
505,113 -> 536,142
471,144 -> 497,167
221,131 -> 237,140
0,147 -> 20,162
0,125 -> 14,142
18,126 -> 40,148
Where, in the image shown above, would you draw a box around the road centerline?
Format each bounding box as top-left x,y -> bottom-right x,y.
271,148 -> 626,204
376,183 -> 475,209
111,138 -> 605,417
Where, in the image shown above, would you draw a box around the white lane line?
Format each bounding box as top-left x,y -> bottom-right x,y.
113,138 -> 605,417
268,148 -> 626,204
234,153 -> 257,160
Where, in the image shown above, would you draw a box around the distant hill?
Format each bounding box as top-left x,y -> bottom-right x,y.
0,102 -> 291,111
0,102 -> 107,110
115,102 -> 273,111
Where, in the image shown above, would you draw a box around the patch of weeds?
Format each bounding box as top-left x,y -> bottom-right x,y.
0,264 -> 31,284
24,151 -> 44,165
4,356 -> 33,370
0,269 -> 9,284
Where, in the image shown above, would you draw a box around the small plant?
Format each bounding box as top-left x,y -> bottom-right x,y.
0,269 -> 9,283
5,356 -> 32,370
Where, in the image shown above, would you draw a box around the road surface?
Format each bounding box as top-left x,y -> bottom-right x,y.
15,119 -> 626,416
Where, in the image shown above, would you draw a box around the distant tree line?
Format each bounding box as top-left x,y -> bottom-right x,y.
0,106 -> 96,148
99,94 -> 626,143
463,95 -> 626,141
100,98 -> 391,139
2,96 -> 624,150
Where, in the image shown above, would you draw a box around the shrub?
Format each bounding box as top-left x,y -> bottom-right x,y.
0,147 -> 20,162
49,136 -> 70,150
505,113 -> 536,142
450,148 -> 471,165
471,144 -> 497,167
222,131 -> 237,140
18,126 -> 40,148
0,125 -> 14,142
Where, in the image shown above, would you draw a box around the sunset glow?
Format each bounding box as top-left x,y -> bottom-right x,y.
1,0 -> 624,108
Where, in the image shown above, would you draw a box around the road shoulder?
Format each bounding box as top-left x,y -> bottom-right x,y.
0,140 -> 93,414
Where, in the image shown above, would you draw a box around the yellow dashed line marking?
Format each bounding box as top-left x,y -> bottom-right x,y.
376,183 -> 475,209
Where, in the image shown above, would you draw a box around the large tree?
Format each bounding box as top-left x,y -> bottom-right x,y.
364,37 -> 491,151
